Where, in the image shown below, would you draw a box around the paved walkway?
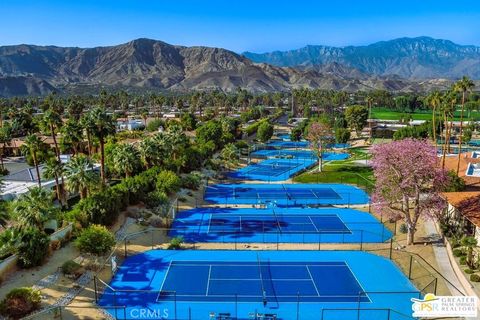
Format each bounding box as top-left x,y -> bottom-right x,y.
423,220 -> 478,320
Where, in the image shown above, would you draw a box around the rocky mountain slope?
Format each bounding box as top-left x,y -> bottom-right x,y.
243,37 -> 480,79
0,37 -> 473,97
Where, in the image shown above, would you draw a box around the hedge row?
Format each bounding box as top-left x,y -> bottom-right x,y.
66,167 -> 162,227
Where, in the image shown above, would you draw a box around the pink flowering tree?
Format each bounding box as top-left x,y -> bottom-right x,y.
371,139 -> 448,245
306,122 -> 333,172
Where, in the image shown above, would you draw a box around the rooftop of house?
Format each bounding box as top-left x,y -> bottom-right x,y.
443,191 -> 480,228
442,152 -> 480,190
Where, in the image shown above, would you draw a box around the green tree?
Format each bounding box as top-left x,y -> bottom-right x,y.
156,170 -> 181,194
455,76 -> 475,174
112,143 -> 140,178
88,107 -> 116,184
12,187 -> 57,230
461,236 -> 478,268
75,224 -> 115,255
16,229 -> 50,268
42,158 -> 65,206
180,112 -> 197,131
345,105 -> 369,137
0,124 -> 12,173
257,121 -> 274,143
335,128 -> 351,144
306,122 -> 333,172
220,143 -> 239,168
21,135 -> 43,187
65,154 -> 98,199
425,91 -> 442,147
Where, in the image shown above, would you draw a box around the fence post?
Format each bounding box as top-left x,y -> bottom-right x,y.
360,230 -> 363,251
434,278 -> 438,295
296,292 -> 300,320
113,291 -> 118,320
389,238 -> 393,260
408,256 -> 413,279
93,276 -> 98,303
174,291 -> 177,320
124,239 -> 127,258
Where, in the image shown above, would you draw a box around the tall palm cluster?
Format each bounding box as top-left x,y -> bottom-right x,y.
425,76 -> 476,172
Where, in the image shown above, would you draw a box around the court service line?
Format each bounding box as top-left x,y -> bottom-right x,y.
306,265 -> 320,296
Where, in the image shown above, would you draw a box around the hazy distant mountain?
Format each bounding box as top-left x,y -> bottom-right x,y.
0,37 -> 470,97
243,37 -> 480,79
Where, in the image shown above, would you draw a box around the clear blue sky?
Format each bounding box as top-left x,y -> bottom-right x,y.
1,0 -> 479,52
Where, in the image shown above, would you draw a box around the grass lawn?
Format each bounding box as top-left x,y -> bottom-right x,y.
293,163 -> 374,191
371,107 -> 480,121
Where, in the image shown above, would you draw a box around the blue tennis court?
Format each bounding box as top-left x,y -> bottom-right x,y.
227,158 -> 316,181
99,250 -> 419,320
251,149 -> 316,159
204,183 -> 369,206
267,140 -> 310,148
158,260 -> 369,303
170,207 -> 392,243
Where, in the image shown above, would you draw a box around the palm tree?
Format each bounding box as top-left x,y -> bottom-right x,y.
88,107 -> 116,185
80,113 -> 94,157
65,154 -> 98,199
0,124 -> 12,172
43,108 -> 62,159
426,91 -> 442,148
112,144 -> 140,178
43,158 -> 65,207
60,119 -> 84,155
0,210 -> 8,229
138,137 -> 158,169
455,76 -> 475,174
365,95 -> 374,140
12,187 -> 56,230
21,135 -> 43,187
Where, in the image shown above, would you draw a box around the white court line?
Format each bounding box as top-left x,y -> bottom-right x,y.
206,265 -> 212,296
334,214 -> 354,235
343,262 -> 371,303
306,265 -> 320,296
156,261 -> 173,302
308,216 -> 320,232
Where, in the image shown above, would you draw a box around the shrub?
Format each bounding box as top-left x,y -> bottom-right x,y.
168,237 -> 184,250
145,191 -> 169,208
148,215 -> 165,228
465,268 -> 475,274
61,260 -> 83,278
16,229 -> 50,268
460,256 -> 467,265
399,223 -> 408,234
75,225 -> 115,256
0,287 -> 41,318
146,119 -> 165,132
470,274 -> 480,282
257,122 -> 274,143
156,170 -> 181,194
453,248 -> 465,257
181,173 -> 201,190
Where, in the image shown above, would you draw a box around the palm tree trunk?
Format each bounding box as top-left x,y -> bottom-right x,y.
456,92 -> 466,174
51,126 -> 66,207
432,106 -> 437,148
33,152 -> 41,188
86,131 -> 92,157
442,110 -> 448,169
100,137 -> 106,185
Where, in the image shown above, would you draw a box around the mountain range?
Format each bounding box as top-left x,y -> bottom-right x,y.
0,37 -> 478,97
